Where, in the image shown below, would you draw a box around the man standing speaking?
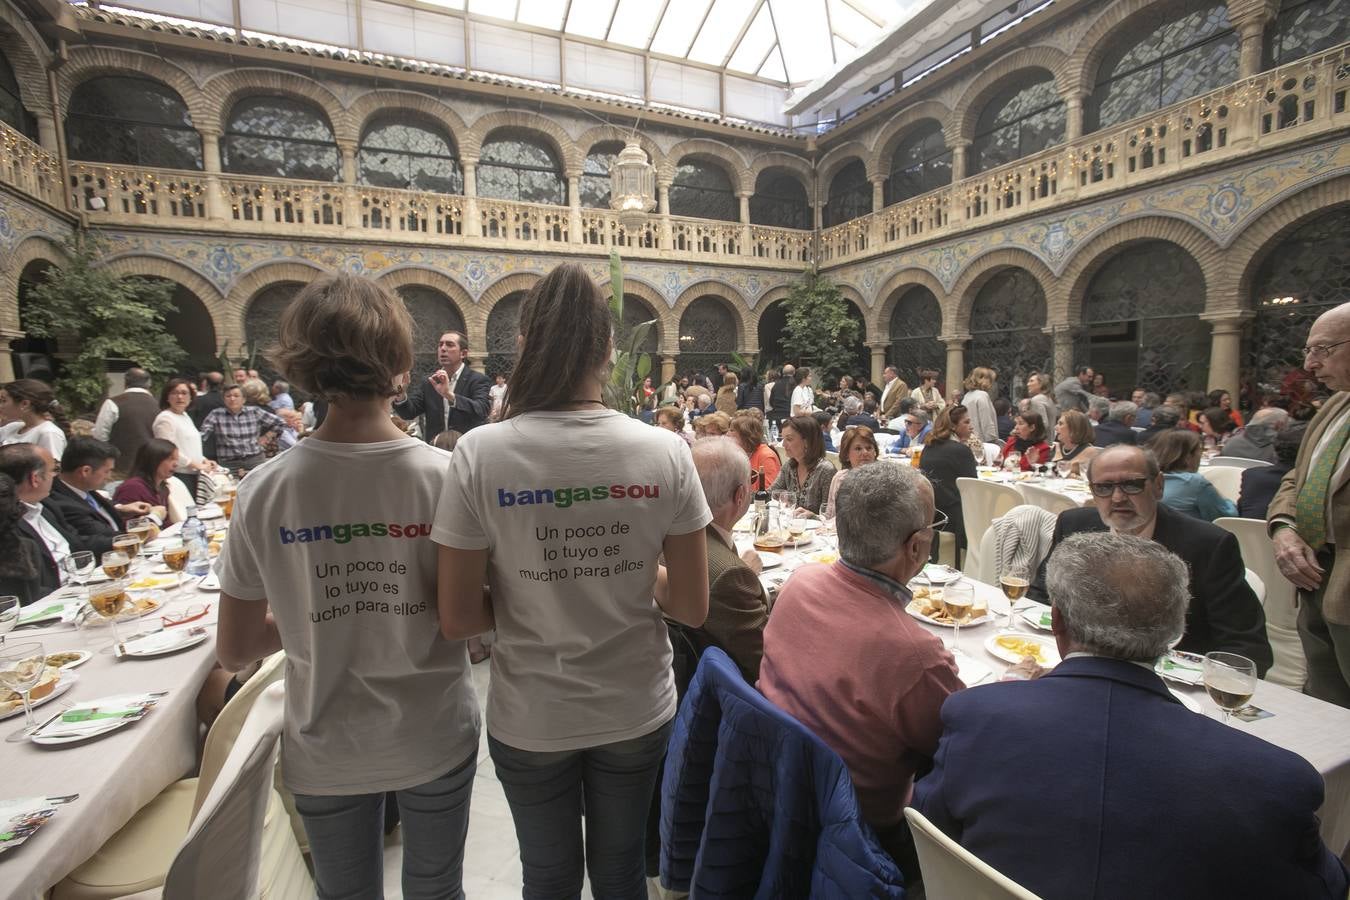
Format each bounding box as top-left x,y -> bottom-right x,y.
395,331 -> 492,442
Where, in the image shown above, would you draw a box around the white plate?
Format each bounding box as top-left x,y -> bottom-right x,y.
0,673 -> 79,721
799,519 -> 823,530
15,600 -> 79,628
1155,650 -> 1206,686
83,594 -> 166,626
919,564 -> 963,585
46,651 -> 92,671
197,505 -> 224,520
757,552 -> 782,570
985,632 -> 1061,667
1019,604 -> 1053,632
116,627 -> 209,659
30,695 -> 155,745
905,605 -> 995,628
196,572 -> 220,592
1169,688 -> 1202,714
85,570 -> 111,584
126,576 -> 179,591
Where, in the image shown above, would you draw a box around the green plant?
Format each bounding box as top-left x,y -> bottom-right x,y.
779,267 -> 861,383
217,341 -> 260,383
22,234 -> 187,413
602,250 -> 669,416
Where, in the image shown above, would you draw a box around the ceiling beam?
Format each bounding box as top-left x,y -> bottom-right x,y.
838,0 -> 885,29
822,0 -> 836,65
763,0 -> 785,80
683,0 -> 718,59
644,0 -> 672,51
602,0 -> 620,41
720,0 -> 766,68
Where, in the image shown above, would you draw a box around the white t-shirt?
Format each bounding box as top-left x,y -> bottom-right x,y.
0,420 -> 66,459
433,409 -> 711,752
216,436 -> 481,795
153,410 -> 204,472
791,384 -> 815,413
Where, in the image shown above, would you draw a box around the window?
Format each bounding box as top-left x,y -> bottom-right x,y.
579,141 -> 623,209
971,73 -> 1065,174
358,116 -> 462,194
887,286 -> 944,387
398,285 -> 467,382
1089,2 -> 1237,132
678,297 -> 737,378
669,159 -> 738,221
66,76 -> 202,170
0,49 -> 34,139
222,96 -> 339,181
750,170 -> 811,229
969,268 -> 1051,401
486,291 -> 526,377
478,131 -> 566,205
1268,0 -> 1349,66
824,159 -> 870,227
885,121 -> 952,205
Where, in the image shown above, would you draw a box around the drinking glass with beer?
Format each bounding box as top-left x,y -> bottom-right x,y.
112,531 -> 142,561
1000,564 -> 1030,629
89,579 -> 132,652
101,550 -> 132,580
942,581 -> 975,646
218,493 -> 235,521
127,516 -> 157,552
1203,652 -> 1257,724
161,538 -> 189,589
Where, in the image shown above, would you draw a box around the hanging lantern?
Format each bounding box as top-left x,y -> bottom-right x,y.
610,140 -> 656,230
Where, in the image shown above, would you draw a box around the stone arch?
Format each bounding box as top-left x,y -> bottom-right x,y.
663,139 -> 750,195
59,48 -> 208,128
0,9 -> 52,115
1067,0 -> 1194,96
376,266 -> 474,312
0,236 -> 67,334
476,272 -> 541,342
100,254 -> 227,332
817,141 -> 875,195
672,280 -> 749,349
746,152 -> 814,197
951,46 -> 1073,144
950,248 -> 1058,334
869,268 -> 950,337
228,261 -> 326,343
347,90 -> 470,154
464,110 -> 580,174
1059,217 -> 1221,326
593,277 -> 670,350
574,124 -> 666,173
202,68 -> 349,142
1227,175 -> 1350,311
867,101 -> 955,176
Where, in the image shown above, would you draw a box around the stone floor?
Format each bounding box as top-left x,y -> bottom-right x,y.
379,660 -> 666,899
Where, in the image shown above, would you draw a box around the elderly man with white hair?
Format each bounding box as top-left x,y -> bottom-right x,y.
915,532 -> 1349,899
687,436 -> 771,682
1223,406 -> 1289,463
759,462 -> 961,880
1092,400 -> 1138,447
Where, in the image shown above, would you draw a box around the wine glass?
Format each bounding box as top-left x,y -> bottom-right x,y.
786,514 -> 806,548
101,550 -> 131,581
0,596 -> 18,645
1055,459 -> 1073,480
112,533 -> 141,565
161,538 -> 189,589
0,640 -> 47,742
62,551 -> 95,593
999,565 -> 1030,629
127,517 -> 156,554
89,579 -> 132,654
1203,652 -> 1258,724
942,582 -> 975,648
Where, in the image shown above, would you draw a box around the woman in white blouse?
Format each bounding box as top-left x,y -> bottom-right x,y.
0,379 -> 68,459
790,367 -> 816,416
152,377 -> 217,499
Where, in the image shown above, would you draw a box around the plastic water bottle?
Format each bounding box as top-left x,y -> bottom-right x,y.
183,506 -> 211,577
770,421 -> 780,444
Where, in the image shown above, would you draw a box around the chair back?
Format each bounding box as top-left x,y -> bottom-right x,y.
165,477 -> 193,525
1208,456 -> 1271,470
981,443 -> 1003,466
1246,568 -> 1266,603
903,807 -> 1043,900
826,450 -> 841,471
1215,517 -> 1307,689
1017,483 -> 1078,516
976,526 -> 999,584
956,478 -> 1023,577
163,683 -> 286,900
192,651 -> 286,818
1198,464 -> 1243,502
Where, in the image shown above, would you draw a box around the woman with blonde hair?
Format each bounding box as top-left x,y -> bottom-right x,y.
1051,409 -> 1098,476
715,371 -> 740,415
729,412 -> 780,488
961,367 -> 998,444
216,272 -> 481,898
435,262 -> 710,898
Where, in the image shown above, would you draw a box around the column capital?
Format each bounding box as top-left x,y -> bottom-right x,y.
0,327 -> 26,341
1226,0 -> 1279,29
460,156 -> 479,168
939,333 -> 971,347
1200,310 -> 1255,331
864,339 -> 889,350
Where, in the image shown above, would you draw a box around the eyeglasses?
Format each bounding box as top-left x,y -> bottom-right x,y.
1302,339 -> 1350,361
1088,478 -> 1150,498
926,510 -> 950,533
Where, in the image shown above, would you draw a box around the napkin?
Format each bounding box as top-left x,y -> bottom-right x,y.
35,694 -> 160,738
117,628 -> 204,657
17,600 -> 80,627
953,650 -> 994,687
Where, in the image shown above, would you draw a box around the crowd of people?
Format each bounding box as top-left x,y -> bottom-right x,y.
2,265 -> 1347,899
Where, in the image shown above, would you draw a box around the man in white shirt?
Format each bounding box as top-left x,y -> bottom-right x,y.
393,331 -> 492,443
93,367 -> 158,476
0,443 -> 72,586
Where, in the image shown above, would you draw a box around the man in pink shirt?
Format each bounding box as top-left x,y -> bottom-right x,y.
758,461 -> 962,881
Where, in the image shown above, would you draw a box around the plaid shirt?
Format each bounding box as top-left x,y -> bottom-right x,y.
201,405 -> 284,460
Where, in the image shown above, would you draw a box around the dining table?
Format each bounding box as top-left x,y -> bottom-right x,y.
738,517 -> 1350,858
0,516 -> 227,900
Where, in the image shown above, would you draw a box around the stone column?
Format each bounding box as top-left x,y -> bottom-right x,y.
1051,326 -> 1077,384
661,354 -> 678,385
657,180 -> 672,250
1203,312 -> 1252,394
870,174 -> 886,213
566,173 -> 582,241
35,113 -> 58,154
1229,0 -> 1278,77
198,131 -> 223,219
950,141 -> 971,182
200,131 -> 222,174
337,142 -> 357,184
1065,92 -> 1087,141
0,329 -> 23,383
867,340 -> 888,387
942,335 -> 969,403
812,200 -> 824,231
738,192 -> 751,223
462,157 -> 480,238
737,192 -> 752,256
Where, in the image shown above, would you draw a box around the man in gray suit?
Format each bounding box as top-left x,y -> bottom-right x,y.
1055,365 -> 1095,413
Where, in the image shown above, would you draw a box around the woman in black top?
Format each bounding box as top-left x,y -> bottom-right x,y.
919,404 -> 979,556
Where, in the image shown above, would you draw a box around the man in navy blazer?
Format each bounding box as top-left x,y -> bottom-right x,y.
914,532 -> 1348,899
393,330 -> 492,442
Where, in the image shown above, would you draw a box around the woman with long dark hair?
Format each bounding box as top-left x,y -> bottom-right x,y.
0,379 -> 69,459
435,262 -> 710,898
112,437 -> 178,524
920,404 -> 979,556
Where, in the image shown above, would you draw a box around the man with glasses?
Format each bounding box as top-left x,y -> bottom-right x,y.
759,462 -> 961,885
1269,302 -> 1350,707
1028,444 -> 1272,673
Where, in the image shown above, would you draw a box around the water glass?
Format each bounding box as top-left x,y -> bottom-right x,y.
1203,652 -> 1258,724
0,641 -> 46,742
0,596 -> 18,644
62,551 -> 95,591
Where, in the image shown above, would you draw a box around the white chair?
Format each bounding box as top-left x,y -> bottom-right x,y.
825,450 -> 841,471
976,526 -> 999,585
1198,464 -> 1243,504
904,807 -> 1043,900
1247,568 -> 1266,604
55,653 -> 290,899
165,476 -> 193,525
1017,482 -> 1079,516
981,443 -> 1003,466
1216,517 -> 1307,690
956,478 -> 1023,578
1208,456 -> 1272,470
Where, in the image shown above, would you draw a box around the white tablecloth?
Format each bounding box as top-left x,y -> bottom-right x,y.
0,537 -> 223,899
749,533 -> 1350,855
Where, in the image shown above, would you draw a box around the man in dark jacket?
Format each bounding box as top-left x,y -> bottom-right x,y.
1238,422 -> 1306,519
393,331 -> 492,443
767,363 -> 794,427
1092,401 -> 1139,448
44,438 -> 147,561
1224,407 -> 1289,463
1029,445 -> 1272,674
0,444 -> 75,604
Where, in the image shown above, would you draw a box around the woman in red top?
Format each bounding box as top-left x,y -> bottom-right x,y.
999,411 -> 1051,470
112,438 -> 179,524
728,413 -> 780,489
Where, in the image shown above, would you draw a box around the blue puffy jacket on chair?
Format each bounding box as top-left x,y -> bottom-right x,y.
660,647 -> 905,898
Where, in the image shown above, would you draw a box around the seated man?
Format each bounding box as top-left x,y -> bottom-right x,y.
890,410 -> 931,454
915,532 -> 1348,899
0,444 -> 73,603
1238,422 -> 1305,519
759,462 -> 961,874
687,436 -> 770,682
1223,406 -> 1289,464
44,437 -> 150,560
841,395 -> 881,431
1092,401 -> 1139,447
1029,445 -> 1272,673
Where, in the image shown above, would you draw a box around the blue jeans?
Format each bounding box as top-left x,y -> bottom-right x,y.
489,722 -> 673,900
292,751 -> 476,900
